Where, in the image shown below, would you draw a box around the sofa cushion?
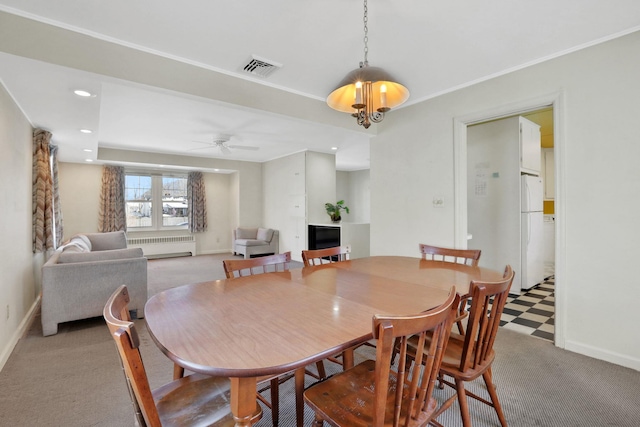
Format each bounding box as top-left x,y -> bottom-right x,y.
256,228 -> 274,242
236,228 -> 258,239
234,239 -> 268,247
58,247 -> 144,264
85,231 -> 127,251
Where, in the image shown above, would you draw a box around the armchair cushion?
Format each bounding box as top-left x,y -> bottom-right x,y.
236,228 -> 258,239
256,228 -> 274,242
235,239 -> 268,247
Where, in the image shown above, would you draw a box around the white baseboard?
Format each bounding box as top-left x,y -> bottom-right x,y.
197,249 -> 233,255
565,339 -> 640,372
0,295 -> 41,372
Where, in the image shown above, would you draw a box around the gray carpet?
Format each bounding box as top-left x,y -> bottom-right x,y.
0,253 -> 639,426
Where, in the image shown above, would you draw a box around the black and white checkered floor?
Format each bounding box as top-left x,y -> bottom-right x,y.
500,276 -> 555,341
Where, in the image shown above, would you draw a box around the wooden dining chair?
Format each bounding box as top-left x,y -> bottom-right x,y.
103,285 -> 262,427
223,251 -> 292,278
408,265 -> 515,427
419,243 -> 482,335
301,245 -> 351,266
223,250 -> 324,427
419,243 -> 481,266
304,288 -> 459,427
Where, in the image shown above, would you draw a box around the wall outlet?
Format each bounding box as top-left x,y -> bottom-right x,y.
433,196 -> 445,208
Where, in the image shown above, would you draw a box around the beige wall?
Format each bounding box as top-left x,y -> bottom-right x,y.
58,163 -> 102,238
200,173 -> 233,252
371,30 -> 640,370
305,152 -> 337,225
337,170 -> 370,224
0,83 -> 39,368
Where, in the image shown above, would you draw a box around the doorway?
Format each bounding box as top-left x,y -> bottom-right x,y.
453,93 -> 563,347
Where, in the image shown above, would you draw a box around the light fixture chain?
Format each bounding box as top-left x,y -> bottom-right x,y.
363,0 -> 368,65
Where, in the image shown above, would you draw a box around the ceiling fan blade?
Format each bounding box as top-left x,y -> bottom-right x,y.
220,145 -> 232,155
186,145 -> 215,151
227,145 -> 259,151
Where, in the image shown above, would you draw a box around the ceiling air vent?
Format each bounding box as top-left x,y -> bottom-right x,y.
240,55 -> 282,78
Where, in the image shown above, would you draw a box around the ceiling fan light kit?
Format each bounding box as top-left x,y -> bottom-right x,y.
327,0 -> 409,129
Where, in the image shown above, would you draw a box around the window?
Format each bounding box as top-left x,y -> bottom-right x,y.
125,173 -> 188,230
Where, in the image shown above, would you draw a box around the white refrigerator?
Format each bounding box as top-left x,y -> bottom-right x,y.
521,175 -> 545,290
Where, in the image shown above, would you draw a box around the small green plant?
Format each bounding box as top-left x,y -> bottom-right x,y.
325,200 -> 350,222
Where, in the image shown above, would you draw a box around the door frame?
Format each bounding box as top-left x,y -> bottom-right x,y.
453,91 -> 566,348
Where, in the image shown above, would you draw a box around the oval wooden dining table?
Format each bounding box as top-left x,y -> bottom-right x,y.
144,256 -> 504,427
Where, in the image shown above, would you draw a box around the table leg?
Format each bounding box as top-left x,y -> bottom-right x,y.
295,368 -> 305,427
342,347 -> 355,369
230,377 -> 259,426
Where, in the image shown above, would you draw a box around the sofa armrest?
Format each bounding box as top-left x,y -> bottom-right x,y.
41,256 -> 147,336
57,247 -> 143,264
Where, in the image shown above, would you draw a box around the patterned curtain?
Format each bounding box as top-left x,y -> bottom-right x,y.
98,165 -> 127,232
50,144 -> 64,247
32,129 -> 54,252
187,171 -> 207,233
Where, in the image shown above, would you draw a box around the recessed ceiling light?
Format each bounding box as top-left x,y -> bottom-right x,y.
85,159 -> 93,162
331,147 -> 338,150
79,129 -> 92,134
83,149 -> 93,153
74,90 -> 93,97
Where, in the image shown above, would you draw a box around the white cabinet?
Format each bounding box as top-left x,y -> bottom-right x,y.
520,117 -> 541,175
542,148 -> 555,199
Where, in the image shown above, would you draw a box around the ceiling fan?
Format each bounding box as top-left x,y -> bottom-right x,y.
189,134 -> 259,155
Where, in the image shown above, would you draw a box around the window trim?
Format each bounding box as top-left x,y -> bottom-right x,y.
125,171 -> 189,232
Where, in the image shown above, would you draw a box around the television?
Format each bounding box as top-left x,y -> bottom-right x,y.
308,225 -> 340,250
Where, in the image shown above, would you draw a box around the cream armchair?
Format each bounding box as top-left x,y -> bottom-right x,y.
232,227 -> 279,259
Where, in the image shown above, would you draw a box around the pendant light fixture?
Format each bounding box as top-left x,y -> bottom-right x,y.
327,0 -> 410,129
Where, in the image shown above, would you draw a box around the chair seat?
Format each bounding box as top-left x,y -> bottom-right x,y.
406,333 -> 496,383
437,334 -> 495,381
304,359 -> 436,427
234,239 -> 269,247
154,373 -> 262,426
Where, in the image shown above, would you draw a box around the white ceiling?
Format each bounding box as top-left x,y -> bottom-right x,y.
1,1 -> 639,171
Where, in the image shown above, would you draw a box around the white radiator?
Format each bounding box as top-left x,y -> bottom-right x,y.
127,235 -> 196,258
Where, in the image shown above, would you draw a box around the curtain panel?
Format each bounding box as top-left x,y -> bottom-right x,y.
50,144 -> 64,246
187,171 -> 207,233
98,166 -> 127,232
32,129 -> 54,252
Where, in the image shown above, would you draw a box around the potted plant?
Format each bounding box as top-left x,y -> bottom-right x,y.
325,200 -> 350,223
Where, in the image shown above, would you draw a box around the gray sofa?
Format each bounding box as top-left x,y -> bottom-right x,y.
41,231 -> 147,336
232,227 -> 279,259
